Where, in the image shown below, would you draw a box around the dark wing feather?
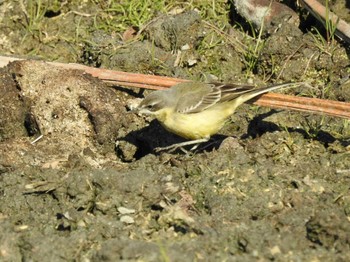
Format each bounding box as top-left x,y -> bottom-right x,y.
216,83 -> 256,102
174,83 -> 222,114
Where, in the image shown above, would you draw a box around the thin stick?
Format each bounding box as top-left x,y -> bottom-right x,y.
249,93 -> 350,119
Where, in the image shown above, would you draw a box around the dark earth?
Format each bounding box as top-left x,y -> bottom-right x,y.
0,1 -> 350,261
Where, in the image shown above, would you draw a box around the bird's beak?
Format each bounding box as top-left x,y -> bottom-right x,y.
137,108 -> 154,115
128,107 -> 154,116
127,108 -> 139,114
126,98 -> 143,113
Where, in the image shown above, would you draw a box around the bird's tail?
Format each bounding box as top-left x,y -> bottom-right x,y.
234,82 -> 304,105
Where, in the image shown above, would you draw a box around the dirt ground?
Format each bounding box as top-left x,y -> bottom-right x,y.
0,1 -> 350,261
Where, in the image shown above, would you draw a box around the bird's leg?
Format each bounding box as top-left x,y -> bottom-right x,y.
155,138 -> 209,153
195,139 -> 222,151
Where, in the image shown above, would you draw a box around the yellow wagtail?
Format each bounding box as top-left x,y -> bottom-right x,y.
135,81 -> 303,152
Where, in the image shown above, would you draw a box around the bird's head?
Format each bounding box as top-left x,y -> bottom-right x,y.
135,90 -> 172,115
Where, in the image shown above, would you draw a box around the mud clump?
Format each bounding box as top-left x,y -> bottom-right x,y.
145,10 -> 204,51
0,60 -> 128,169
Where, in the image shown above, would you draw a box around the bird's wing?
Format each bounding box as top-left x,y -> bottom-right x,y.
174,83 -> 221,114
173,81 -> 302,114
174,82 -> 257,114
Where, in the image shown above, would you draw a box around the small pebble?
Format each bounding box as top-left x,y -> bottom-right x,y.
120,215 -> 135,224
118,206 -> 136,215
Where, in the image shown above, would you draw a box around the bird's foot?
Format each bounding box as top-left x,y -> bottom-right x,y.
154,138 -> 209,153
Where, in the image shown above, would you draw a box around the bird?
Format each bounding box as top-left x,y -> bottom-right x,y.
135,81 -> 303,152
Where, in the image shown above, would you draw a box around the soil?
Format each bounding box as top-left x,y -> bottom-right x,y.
0,1 -> 350,261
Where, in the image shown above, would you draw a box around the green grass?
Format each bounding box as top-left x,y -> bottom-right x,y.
324,0 -> 338,45
20,0 -> 47,42
17,0 -> 257,78
242,22 -> 266,77
310,0 -> 338,56
93,0 -> 168,32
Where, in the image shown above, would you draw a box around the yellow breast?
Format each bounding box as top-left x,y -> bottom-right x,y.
154,103 -> 234,140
